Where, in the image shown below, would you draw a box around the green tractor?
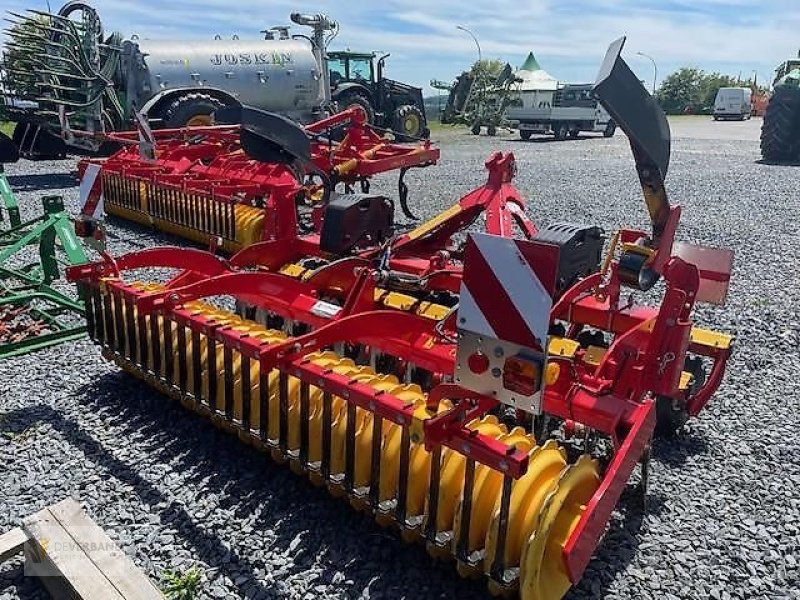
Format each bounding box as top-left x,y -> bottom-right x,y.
760,56 -> 800,162
327,51 -> 429,141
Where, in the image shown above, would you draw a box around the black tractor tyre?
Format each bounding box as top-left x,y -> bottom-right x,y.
655,356 -> 707,437
760,85 -> 800,162
392,104 -> 426,141
163,93 -> 225,129
554,122 -> 569,141
603,121 -> 617,138
336,91 -> 376,125
470,122 -> 482,135
520,129 -> 532,141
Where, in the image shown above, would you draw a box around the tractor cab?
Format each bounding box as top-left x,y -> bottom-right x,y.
328,51 -> 377,88
774,58 -> 800,86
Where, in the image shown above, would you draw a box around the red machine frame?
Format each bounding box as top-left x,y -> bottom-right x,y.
77,107 -> 441,248
67,150 -> 732,587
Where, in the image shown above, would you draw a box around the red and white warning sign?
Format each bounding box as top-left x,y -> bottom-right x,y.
79,163 -> 104,219
456,233 -> 553,414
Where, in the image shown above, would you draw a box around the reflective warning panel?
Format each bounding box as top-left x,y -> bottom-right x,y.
456,233 -> 553,414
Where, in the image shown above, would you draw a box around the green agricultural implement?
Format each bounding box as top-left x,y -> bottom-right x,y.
433,63 -> 520,136
760,55 -> 800,162
0,132 -> 88,358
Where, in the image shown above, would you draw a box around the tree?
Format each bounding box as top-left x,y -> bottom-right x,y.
470,59 -> 506,81
656,68 -> 756,114
655,68 -> 705,114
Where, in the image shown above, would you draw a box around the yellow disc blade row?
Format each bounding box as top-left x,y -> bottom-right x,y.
103,175 -> 265,251
95,285 -> 601,600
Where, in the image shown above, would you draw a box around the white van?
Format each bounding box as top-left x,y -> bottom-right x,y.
713,87 -> 752,120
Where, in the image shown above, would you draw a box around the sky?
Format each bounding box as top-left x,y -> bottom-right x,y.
2,0 -> 799,95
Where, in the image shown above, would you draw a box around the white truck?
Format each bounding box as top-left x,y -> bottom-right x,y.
507,83 -> 616,140
713,87 -> 752,120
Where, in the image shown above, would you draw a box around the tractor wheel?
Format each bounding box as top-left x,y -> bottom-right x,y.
471,122 -> 482,135
655,356 -> 707,437
554,123 -> 569,141
520,130 -> 532,141
337,91 -> 376,125
760,85 -> 800,162
163,93 -> 225,128
603,121 -> 616,138
392,104 -> 426,141
487,124 -> 497,137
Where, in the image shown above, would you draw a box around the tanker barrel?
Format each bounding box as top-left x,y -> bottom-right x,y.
593,37 -> 671,242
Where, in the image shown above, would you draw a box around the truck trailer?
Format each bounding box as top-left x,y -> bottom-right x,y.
507,83 -> 616,140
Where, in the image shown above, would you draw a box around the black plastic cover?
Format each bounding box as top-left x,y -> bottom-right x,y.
319,194 -> 394,254
593,37 -> 672,246
533,223 -> 604,295
593,37 -> 671,180
216,105 -> 311,166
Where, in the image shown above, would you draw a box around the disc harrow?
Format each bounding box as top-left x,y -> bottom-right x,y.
77,106 -> 440,252
66,40 -> 735,598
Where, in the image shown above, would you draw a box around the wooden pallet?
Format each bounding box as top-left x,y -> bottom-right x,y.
0,499 -> 164,599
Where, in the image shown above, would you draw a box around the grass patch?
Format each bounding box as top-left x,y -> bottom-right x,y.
161,566 -> 204,600
427,120 -> 468,133
0,122 -> 14,137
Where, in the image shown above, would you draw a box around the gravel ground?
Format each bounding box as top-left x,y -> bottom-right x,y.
1,121 -> 799,600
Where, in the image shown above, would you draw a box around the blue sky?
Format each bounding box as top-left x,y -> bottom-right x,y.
3,0 -> 799,94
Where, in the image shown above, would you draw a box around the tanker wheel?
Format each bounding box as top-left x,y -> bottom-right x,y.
486,124 -> 497,137
655,356 -> 707,437
760,85 -> 800,162
336,91 -> 376,124
520,130 -> 532,141
163,93 -> 225,129
392,104 -> 426,141
471,122 -> 481,135
568,129 -> 579,139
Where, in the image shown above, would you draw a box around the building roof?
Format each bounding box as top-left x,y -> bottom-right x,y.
515,51 -> 558,91
519,52 -> 541,72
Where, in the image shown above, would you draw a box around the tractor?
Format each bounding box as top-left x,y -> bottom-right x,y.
760,55 -> 800,162
328,51 -> 429,141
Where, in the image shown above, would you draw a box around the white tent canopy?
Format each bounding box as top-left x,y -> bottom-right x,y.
515,52 -> 558,92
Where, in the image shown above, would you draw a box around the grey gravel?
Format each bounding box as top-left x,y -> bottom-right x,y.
1,120 -> 800,600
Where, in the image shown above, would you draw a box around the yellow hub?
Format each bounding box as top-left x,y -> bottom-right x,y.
402,113 -> 421,135
104,289 -> 600,599
186,114 -> 213,127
